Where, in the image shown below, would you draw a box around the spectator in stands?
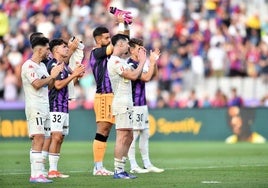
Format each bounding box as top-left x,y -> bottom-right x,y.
228,87 -> 243,107
176,29 -> 191,69
245,42 -> 260,77
259,41 -> 268,84
211,88 -> 228,107
157,50 -> 172,92
170,55 -> 184,92
260,93 -> 268,106
186,89 -> 199,108
1,1 -> 268,109
0,6 -> 9,38
207,41 -> 228,78
245,12 -> 261,46
199,93 -> 211,108
204,0 -> 219,20
167,91 -> 179,108
4,67 -> 18,101
0,56 -> 9,99
226,40 -> 246,77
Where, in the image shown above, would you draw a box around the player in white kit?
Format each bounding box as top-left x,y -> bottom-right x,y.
107,34 -> 146,179
21,36 -> 63,183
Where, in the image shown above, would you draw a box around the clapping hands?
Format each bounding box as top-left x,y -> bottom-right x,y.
73,63 -> 85,78
138,47 -> 147,64
51,63 -> 64,79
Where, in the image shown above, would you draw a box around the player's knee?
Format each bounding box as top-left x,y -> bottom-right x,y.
52,133 -> 63,143
97,123 -> 112,135
95,133 -> 108,142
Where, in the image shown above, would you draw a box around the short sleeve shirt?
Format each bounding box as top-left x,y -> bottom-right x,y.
47,59 -> 71,113
21,59 -> 50,117
107,55 -> 133,113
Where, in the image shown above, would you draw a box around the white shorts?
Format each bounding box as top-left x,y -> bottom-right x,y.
27,111 -> 51,138
50,112 -> 69,136
114,107 -> 133,130
132,105 -> 149,130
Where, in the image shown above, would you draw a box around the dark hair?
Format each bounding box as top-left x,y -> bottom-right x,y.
129,38 -> 143,48
29,32 -> 44,44
49,38 -> 67,52
31,36 -> 49,49
111,34 -> 129,46
93,26 -> 109,38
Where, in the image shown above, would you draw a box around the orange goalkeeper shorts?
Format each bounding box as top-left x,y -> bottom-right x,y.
94,93 -> 115,124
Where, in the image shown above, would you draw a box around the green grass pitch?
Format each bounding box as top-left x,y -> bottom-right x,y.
0,141 -> 267,188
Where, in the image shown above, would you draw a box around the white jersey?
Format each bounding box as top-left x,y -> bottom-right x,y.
107,55 -> 133,114
21,59 -> 50,118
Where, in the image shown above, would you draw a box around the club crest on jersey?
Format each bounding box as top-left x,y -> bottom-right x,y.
60,72 -> 64,79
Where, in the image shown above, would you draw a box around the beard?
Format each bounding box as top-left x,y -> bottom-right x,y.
101,42 -> 110,48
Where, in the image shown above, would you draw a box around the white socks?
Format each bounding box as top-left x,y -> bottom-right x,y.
30,150 -> 43,177
49,153 -> 60,171
41,151 -> 48,171
128,131 -> 139,169
114,157 -> 127,173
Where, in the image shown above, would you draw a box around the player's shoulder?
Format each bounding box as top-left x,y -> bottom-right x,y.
91,46 -> 108,56
91,46 -> 104,53
127,58 -> 138,68
109,55 -> 122,64
21,59 -> 33,70
46,58 -> 57,68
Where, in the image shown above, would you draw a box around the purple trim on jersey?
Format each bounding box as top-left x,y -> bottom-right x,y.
89,48 -> 113,93
127,58 -> 147,106
48,61 -> 69,113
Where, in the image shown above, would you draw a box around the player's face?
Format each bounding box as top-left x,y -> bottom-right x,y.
100,33 -> 111,47
132,44 -> 142,57
121,39 -> 129,54
58,43 -> 69,59
40,44 -> 50,60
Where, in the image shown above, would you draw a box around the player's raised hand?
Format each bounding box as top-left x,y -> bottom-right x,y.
116,12 -> 125,23
149,48 -> 160,63
68,37 -> 80,51
110,7 -> 132,24
138,47 -> 147,65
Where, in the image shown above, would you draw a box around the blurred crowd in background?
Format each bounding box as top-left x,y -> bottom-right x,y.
1,0 -> 268,109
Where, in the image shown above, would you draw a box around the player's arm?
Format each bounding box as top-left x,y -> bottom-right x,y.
117,14 -> 130,36
63,37 -> 80,62
54,74 -> 75,90
31,63 -> 63,90
121,48 -> 146,80
103,12 -> 130,57
91,45 -> 112,59
54,64 -> 85,90
140,48 -> 160,82
106,43 -> 113,56
32,76 -> 55,90
45,61 -> 65,89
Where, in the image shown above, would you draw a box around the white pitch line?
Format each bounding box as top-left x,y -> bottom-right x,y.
0,164 -> 267,175
201,181 -> 221,184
